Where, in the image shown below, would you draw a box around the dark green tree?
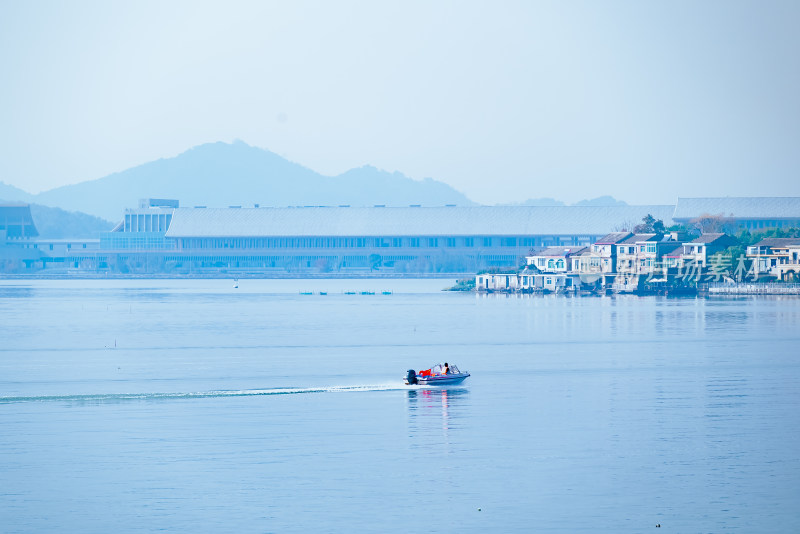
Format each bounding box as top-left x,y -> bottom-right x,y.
634,214 -> 666,234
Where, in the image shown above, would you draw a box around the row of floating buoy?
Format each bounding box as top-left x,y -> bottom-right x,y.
232,280 -> 391,295
299,290 -> 393,295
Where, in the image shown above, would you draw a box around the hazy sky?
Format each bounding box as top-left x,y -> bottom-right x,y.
1,0 -> 798,204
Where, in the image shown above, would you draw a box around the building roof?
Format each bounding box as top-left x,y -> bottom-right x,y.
595,232 -> 633,244
531,246 -> 588,257
619,233 -> 659,244
688,233 -> 731,244
165,205 -> 676,238
663,244 -> 685,257
673,197 -> 800,220
752,237 -> 800,248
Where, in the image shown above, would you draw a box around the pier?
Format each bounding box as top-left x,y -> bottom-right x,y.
704,282 -> 800,295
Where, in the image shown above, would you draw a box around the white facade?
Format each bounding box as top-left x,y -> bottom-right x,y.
525,247 -> 587,274
588,244 -> 616,273
615,235 -> 678,275
477,272 -> 574,291
475,273 -> 520,291
747,239 -> 800,280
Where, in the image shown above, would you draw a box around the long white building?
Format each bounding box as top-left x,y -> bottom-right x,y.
96,201 -> 675,273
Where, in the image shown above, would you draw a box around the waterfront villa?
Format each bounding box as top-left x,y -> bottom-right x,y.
589,232 -> 632,273
525,246 -> 587,273
746,238 -> 800,281
615,234 -> 678,275
679,233 -> 739,268
662,244 -> 687,270
475,229 -> 800,293
475,272 -> 520,291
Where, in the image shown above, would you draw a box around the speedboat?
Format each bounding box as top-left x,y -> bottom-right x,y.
404,363 -> 470,385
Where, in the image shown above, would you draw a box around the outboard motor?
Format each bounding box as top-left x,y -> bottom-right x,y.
406,369 -> 418,385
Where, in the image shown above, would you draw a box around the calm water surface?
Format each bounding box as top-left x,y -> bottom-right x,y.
1,279 -> 798,532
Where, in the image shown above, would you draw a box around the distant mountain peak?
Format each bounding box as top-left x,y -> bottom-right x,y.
513,197 -> 566,207
573,196 -> 628,206
26,141 -> 475,219
0,181 -> 34,202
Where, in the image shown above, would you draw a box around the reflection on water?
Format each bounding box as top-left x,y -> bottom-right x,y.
407,388 -> 469,449
407,387 -> 469,414
0,287 -> 34,298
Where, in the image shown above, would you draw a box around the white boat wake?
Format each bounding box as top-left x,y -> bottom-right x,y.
0,383 -> 417,404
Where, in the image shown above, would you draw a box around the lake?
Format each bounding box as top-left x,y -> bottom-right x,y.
1,279 -> 798,532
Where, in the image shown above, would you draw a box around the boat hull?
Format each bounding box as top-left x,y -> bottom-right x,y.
405,373 -> 470,385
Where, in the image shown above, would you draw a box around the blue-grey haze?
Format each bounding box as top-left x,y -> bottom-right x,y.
1,1 -> 799,204
1,279 -> 798,532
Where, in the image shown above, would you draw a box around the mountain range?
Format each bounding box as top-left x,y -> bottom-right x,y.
2,141 -> 630,233
2,141 -> 474,221
515,195 -> 628,207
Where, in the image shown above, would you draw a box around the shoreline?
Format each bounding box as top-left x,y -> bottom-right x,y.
0,272 -> 464,281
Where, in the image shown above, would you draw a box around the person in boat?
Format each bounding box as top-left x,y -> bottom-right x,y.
443,362 -> 450,375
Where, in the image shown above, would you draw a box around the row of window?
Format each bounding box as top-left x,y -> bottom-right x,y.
620,244 -> 656,254
103,253 -> 519,261
97,253 -> 517,270
740,220 -> 800,230
536,258 -> 566,269
176,236 -> 580,250
124,214 -> 172,233
26,243 -> 89,250
100,236 -> 175,250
